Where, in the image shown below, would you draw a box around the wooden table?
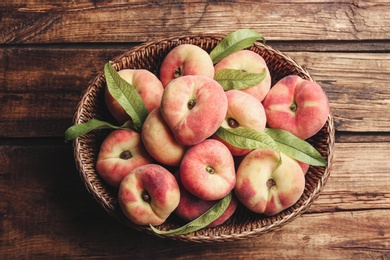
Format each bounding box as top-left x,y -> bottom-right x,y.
1,1 -> 389,259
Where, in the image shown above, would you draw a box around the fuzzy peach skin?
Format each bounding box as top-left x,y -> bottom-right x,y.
159,44 -> 215,87
141,107 -> 187,166
214,89 -> 267,156
118,164 -> 180,226
105,69 -> 164,125
96,129 -> 154,188
214,50 -> 271,102
298,161 -> 310,175
235,149 -> 305,216
180,139 -> 236,201
161,75 -> 228,146
174,172 -> 238,227
262,75 -> 330,140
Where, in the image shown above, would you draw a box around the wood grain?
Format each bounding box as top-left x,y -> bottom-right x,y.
0,142 -> 389,258
2,1 -> 390,44
1,47 -> 389,137
0,47 -> 125,138
308,142 -> 390,213
2,210 -> 389,259
1,0 -> 389,258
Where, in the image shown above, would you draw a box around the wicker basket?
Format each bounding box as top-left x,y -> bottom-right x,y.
72,34 -> 335,243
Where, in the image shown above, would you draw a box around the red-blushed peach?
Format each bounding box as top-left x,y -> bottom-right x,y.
96,129 -> 154,188
118,164 -> 180,226
180,139 -> 236,201
235,149 -> 305,216
298,161 -> 310,175
214,89 -> 267,156
141,107 -> 187,166
174,172 -> 238,227
105,69 -> 164,125
160,75 -> 228,146
159,44 -> 215,87
262,75 -> 330,140
214,50 -> 271,102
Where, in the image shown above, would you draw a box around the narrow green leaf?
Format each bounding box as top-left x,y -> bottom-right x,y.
264,128 -> 327,166
273,153 -> 283,173
215,127 -> 279,152
210,29 -> 264,64
214,68 -> 267,91
64,119 -> 132,142
104,62 -> 148,131
150,193 -> 232,235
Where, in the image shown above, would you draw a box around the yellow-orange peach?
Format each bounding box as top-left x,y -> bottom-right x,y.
235,149 -> 305,216
141,107 -> 187,166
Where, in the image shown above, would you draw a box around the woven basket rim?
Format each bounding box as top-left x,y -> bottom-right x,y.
72,34 -> 335,243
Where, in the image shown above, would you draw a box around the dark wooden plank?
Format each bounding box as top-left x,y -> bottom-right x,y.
0,142 -> 389,258
270,40 -> 390,53
1,47 -> 390,137
335,132 -> 390,143
2,1 -> 390,44
2,209 -> 388,259
0,47 -> 127,138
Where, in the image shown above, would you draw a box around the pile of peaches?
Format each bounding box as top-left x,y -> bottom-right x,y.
67,30 -> 330,233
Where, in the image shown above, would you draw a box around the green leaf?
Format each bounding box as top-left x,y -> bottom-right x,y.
104,62 -> 148,131
210,29 -> 264,64
264,128 -> 327,166
64,119 -> 132,142
215,127 -> 279,152
214,68 -> 267,91
150,193 -> 232,235
273,152 -> 283,173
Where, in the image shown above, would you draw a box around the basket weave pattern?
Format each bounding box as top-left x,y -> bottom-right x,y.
73,34 -> 335,243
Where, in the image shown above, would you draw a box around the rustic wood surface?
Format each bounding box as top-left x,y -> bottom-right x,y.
1,1 -> 389,259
